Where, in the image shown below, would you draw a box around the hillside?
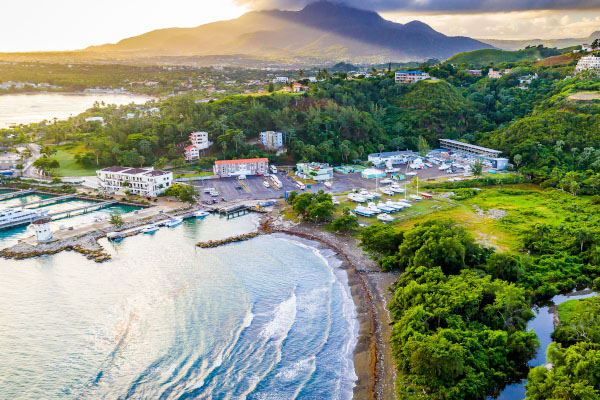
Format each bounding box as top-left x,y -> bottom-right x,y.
84,1 -> 491,63
480,31 -> 600,51
446,46 -> 572,66
535,52 -> 582,67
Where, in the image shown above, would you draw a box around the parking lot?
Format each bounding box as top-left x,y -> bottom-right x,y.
193,165 -> 460,204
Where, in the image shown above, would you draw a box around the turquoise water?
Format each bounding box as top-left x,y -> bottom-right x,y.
0,214 -> 358,399
0,194 -> 140,248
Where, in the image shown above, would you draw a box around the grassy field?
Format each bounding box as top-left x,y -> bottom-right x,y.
557,297 -> 595,325
173,172 -> 213,178
53,147 -> 97,177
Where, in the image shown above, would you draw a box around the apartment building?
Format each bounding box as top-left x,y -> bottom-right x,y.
260,131 -> 283,150
97,166 -> 173,197
394,71 -> 431,84
213,158 -> 269,177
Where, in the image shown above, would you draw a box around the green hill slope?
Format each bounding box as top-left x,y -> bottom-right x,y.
446,46 -> 573,66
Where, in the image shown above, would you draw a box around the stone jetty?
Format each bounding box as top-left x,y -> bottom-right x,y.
196,232 -> 260,248
1,231 -> 111,263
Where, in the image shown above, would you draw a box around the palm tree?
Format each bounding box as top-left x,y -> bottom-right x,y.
536,224 -> 551,242
576,229 -> 592,253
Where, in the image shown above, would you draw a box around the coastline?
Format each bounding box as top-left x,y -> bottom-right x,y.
260,205 -> 399,400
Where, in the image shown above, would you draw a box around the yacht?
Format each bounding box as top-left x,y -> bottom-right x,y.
0,207 -> 49,229
390,185 -> 405,194
354,206 -> 377,217
165,217 -> 184,228
376,202 -> 395,213
194,210 -> 210,218
358,189 -> 374,200
380,187 -> 394,196
385,200 -> 405,210
369,191 -> 382,199
409,195 -> 422,201
367,202 -> 382,213
142,224 -> 159,234
348,193 -> 366,203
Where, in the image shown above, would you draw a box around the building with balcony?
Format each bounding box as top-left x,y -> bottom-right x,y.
296,162 -> 333,181
395,71 -> 430,84
97,166 -> 173,197
260,131 -> 283,150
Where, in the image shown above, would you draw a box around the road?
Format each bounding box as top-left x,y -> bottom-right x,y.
22,143 -> 42,178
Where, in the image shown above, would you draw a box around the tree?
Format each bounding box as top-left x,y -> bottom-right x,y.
109,210 -> 124,228
513,154 -> 523,168
417,136 -> 431,157
164,183 -> 197,203
33,157 -> 59,174
472,161 -> 483,176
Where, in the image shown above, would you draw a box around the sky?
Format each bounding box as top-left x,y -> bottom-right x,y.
1,0 -> 599,52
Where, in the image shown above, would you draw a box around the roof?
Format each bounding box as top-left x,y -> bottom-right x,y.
100,166 -> 130,173
185,145 -> 197,151
31,218 -> 51,225
439,139 -> 502,155
145,170 -> 170,176
122,168 -> 149,175
396,71 -> 427,74
369,151 -> 414,158
215,158 -> 269,166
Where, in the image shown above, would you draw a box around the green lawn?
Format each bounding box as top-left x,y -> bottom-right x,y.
53,149 -> 97,177
557,297 -> 597,325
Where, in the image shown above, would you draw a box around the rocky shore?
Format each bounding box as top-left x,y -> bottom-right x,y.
261,205 -> 400,400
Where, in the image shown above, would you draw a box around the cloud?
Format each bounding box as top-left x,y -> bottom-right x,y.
233,0 -> 600,13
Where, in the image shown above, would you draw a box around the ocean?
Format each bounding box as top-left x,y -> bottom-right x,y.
0,214 -> 358,399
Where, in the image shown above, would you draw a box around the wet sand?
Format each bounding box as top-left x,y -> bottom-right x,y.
261,205 -> 399,400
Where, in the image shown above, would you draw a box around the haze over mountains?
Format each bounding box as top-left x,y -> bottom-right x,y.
482,31 -> 600,51
86,1 -> 492,63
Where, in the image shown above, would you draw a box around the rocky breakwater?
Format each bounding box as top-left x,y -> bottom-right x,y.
196,232 -> 260,248
1,231 -> 111,263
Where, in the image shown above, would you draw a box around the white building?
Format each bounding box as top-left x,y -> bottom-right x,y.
576,55 -> 600,73
488,68 -> 512,79
582,44 -> 594,52
97,166 -> 173,197
184,145 -> 200,161
260,131 -> 283,150
213,158 -> 269,177
272,77 -> 289,83
395,71 -> 430,84
0,153 -> 21,170
189,131 -> 211,150
32,218 -> 53,243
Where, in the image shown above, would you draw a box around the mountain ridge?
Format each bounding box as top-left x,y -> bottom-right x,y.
86,0 -> 492,62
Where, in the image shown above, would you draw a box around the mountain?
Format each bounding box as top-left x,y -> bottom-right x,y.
480,31 -> 600,51
86,1 -> 492,63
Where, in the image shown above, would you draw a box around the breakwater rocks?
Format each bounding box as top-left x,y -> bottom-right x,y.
196,232 -> 260,248
1,232 -> 111,263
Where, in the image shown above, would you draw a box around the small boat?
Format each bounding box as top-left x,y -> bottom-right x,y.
420,193 -> 433,198
113,237 -> 123,242
380,187 -> 394,196
409,195 -> 422,201
165,217 -> 183,228
377,213 -> 394,222
142,224 -> 159,234
385,200 -> 405,210
367,202 -> 381,213
348,193 -> 366,203
397,200 -> 413,208
390,185 -> 405,193
376,202 -> 395,213
370,191 -> 382,199
359,189 -> 374,200
194,210 -> 210,218
354,206 -> 377,217
324,181 -> 332,189
332,197 -> 340,205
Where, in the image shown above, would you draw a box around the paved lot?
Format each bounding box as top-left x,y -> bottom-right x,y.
192,165 -> 459,204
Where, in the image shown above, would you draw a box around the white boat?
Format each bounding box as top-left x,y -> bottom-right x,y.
377,213 -> 394,222
397,201 -> 413,208
367,202 -> 381,213
142,224 -> 159,234
369,191 -> 382,199
354,206 -> 377,217
390,185 -> 405,193
380,179 -> 393,185
409,194 -> 422,201
332,197 -> 340,205
263,181 -> 270,188
324,181 -> 332,189
376,202 -> 395,213
194,210 -> 210,218
359,189 -> 374,200
380,188 -> 394,196
165,217 -> 184,227
348,193 -> 366,203
385,200 -> 405,210
0,207 -> 49,229
406,172 -> 418,176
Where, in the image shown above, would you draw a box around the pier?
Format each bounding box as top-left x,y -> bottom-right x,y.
0,189 -> 34,200
48,200 -> 119,219
10,194 -> 77,209
215,204 -> 250,219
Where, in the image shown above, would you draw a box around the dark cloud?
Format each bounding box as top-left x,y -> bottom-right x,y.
233,0 -> 600,13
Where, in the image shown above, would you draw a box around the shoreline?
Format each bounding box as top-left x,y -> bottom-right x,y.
260,205 -> 399,400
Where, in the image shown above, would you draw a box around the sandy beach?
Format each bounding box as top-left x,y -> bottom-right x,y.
261,204 -> 400,400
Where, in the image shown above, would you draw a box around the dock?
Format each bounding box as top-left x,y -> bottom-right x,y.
10,194 -> 77,209
0,189 -> 34,201
48,200 -> 119,219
